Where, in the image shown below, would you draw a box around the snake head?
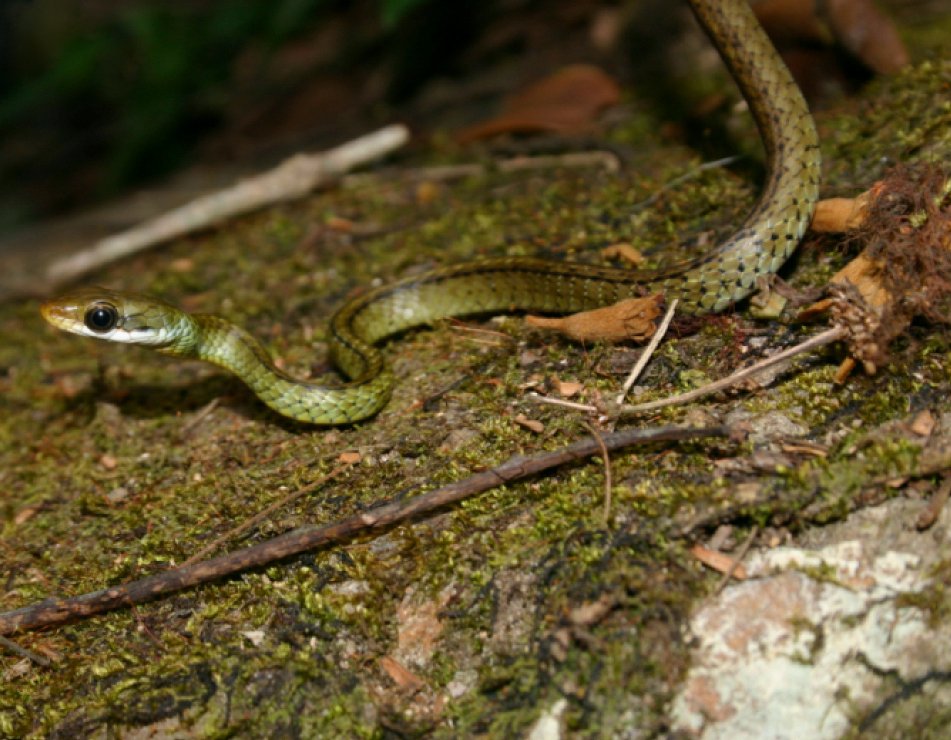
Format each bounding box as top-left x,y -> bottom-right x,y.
41,287 -> 198,355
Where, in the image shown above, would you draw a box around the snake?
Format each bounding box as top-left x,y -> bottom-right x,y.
41,0 -> 820,425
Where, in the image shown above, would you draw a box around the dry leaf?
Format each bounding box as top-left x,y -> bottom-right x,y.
691,544 -> 748,579
380,656 -> 425,691
415,181 -> 440,206
14,505 -> 41,526
169,257 -> 194,273
754,0 -> 909,74
829,253 -> 892,312
909,409 -> 936,437
338,451 -> 361,464
601,243 -> 646,266
514,414 -> 545,433
567,595 -> 614,626
556,380 -> 583,398
825,0 -> 910,74
457,65 -> 620,143
810,190 -> 875,233
526,295 -> 663,343
326,216 -> 354,233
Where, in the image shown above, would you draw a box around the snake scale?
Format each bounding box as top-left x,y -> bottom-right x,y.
42,0 -> 821,425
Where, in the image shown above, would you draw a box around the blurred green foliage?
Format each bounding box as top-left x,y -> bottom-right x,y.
0,0 -> 432,228
380,0 -> 429,28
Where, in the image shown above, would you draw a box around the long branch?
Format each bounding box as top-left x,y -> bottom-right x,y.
0,425 -> 727,636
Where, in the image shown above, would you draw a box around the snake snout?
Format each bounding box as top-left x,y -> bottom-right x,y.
40,300 -> 76,330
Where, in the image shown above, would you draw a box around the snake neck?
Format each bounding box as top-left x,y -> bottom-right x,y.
185,314 -> 391,424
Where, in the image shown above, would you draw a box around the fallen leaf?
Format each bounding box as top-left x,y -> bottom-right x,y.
415,181 -> 441,206
456,65 -> 620,143
380,656 -> 425,691
754,0 -> 909,74
14,505 -> 40,525
568,595 -> 614,626
909,409 -> 936,438
513,414 -> 545,434
810,189 -> 876,233
526,295 -> 663,342
555,380 -> 583,398
326,215 -> 354,233
169,257 -> 194,272
691,544 -> 748,580
825,0 -> 910,74
338,451 -> 361,464
601,243 -> 646,266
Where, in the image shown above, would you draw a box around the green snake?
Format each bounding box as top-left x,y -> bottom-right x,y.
41,0 -> 820,425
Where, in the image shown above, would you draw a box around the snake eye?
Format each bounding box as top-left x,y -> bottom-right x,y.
84,303 -> 119,333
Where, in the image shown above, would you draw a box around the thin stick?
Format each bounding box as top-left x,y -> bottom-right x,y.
0,424 -> 728,636
178,398 -> 220,436
46,124 -> 410,284
714,525 -> 758,594
618,326 -> 847,416
617,298 -> 678,404
584,422 -> 614,526
180,463 -> 352,567
528,393 -> 598,413
629,156 -> 741,212
0,634 -> 51,667
340,149 -> 621,190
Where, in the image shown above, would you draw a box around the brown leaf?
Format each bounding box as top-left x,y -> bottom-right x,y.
909,409 -> 936,438
14,505 -> 41,526
555,380 -> 584,398
755,0 -> 909,74
601,242 -> 647,266
810,191 -> 875,233
513,414 -> 545,434
456,65 -> 620,143
690,545 -> 748,580
829,253 -> 892,312
753,0 -> 828,45
380,656 -> 425,691
825,0 -> 910,74
526,295 -> 663,343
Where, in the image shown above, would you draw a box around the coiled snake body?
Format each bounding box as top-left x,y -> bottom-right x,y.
42,0 -> 821,424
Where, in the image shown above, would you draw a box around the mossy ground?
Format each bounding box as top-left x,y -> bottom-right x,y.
2,52 -> 951,739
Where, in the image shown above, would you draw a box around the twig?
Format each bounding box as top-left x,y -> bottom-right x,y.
180,463 -> 352,567
617,298 -> 678,403
0,424 -> 728,635
584,422 -> 613,526
0,634 -> 51,667
629,155 -> 741,212
45,124 -> 410,284
714,525 -> 758,594
528,393 -> 598,413
178,398 -> 220,436
343,150 -> 621,187
618,326 -> 847,416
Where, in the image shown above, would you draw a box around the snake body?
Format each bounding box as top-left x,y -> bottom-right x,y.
41,0 -> 820,425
